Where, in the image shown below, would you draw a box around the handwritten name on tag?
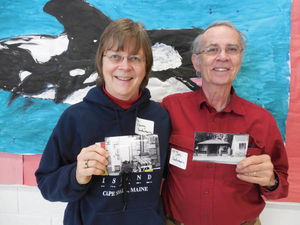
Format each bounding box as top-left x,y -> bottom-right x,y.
169,148 -> 188,170
135,117 -> 154,135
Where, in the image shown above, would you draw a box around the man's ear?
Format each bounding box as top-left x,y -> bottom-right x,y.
191,54 -> 201,72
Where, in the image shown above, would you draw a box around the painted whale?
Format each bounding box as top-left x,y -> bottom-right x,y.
0,0 -> 202,105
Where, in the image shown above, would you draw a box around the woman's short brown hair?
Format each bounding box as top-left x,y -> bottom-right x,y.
95,18 -> 153,90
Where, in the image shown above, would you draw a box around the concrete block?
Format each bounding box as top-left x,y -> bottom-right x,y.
52,216 -> 64,225
18,186 -> 66,217
0,213 -> 51,225
260,201 -> 300,225
0,185 -> 19,214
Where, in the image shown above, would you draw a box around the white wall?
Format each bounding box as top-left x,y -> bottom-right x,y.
0,184 -> 299,225
0,185 -> 66,225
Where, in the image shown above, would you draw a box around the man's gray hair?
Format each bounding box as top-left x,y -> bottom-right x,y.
191,21 -> 248,54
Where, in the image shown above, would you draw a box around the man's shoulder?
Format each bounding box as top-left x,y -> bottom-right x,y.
237,96 -> 273,117
162,91 -> 197,103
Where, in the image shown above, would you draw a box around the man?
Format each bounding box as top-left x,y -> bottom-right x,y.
161,21 -> 289,225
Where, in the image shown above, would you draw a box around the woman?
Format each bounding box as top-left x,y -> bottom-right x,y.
35,18 -> 170,225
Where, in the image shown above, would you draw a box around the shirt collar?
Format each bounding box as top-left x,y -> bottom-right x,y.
197,87 -> 246,116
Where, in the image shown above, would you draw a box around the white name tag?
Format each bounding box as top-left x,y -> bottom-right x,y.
135,117 -> 154,135
169,148 -> 188,170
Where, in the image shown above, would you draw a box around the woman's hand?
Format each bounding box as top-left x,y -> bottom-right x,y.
76,144 -> 109,185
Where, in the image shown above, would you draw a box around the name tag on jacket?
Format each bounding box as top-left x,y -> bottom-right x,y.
135,117 -> 154,135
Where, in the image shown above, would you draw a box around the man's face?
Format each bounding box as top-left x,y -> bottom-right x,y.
192,25 -> 243,88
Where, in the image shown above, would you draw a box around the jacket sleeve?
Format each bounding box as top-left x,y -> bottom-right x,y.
35,109 -> 91,202
259,116 -> 289,199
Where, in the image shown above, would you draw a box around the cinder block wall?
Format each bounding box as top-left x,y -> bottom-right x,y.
0,184 -> 300,225
0,185 -> 66,225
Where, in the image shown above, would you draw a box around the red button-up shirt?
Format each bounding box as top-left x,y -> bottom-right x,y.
161,88 -> 289,225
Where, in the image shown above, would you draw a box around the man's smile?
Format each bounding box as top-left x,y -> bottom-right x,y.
213,67 -> 229,71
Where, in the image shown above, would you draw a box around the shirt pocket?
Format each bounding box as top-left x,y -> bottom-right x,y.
168,132 -> 195,177
222,135 -> 264,194
246,135 -> 264,157
221,164 -> 253,193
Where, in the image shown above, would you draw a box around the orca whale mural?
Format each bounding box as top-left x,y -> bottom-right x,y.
0,0 -> 202,105
0,0 -> 291,154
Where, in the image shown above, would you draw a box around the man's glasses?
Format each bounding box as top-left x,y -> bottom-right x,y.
196,45 -> 243,56
103,54 -> 146,65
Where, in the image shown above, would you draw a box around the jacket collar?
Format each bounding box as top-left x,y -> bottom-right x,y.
83,86 -> 151,112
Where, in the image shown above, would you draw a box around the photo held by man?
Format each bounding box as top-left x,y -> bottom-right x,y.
161,21 -> 289,225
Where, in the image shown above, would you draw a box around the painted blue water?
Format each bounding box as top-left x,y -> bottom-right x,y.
0,90 -> 69,154
0,0 -> 291,153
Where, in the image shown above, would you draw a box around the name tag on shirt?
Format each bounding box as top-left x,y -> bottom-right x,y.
135,117 -> 154,135
169,148 -> 188,170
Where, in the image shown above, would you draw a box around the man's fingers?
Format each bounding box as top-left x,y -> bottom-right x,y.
237,155 -> 263,169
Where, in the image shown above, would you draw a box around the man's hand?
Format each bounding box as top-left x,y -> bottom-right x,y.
236,154 -> 276,187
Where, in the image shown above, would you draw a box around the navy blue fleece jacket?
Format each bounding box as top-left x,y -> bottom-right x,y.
35,87 -> 170,225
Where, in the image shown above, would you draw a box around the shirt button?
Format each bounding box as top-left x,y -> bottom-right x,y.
213,118 -> 217,122
204,189 -> 209,194
203,215 -> 209,219
207,163 -> 212,168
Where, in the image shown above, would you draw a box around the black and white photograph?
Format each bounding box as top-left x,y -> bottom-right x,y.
193,132 -> 249,164
102,135 -> 160,175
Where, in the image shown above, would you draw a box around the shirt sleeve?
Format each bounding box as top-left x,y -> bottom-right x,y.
259,116 -> 289,199
35,110 -> 91,202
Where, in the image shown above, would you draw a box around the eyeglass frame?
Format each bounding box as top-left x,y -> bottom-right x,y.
195,44 -> 243,56
103,53 -> 146,65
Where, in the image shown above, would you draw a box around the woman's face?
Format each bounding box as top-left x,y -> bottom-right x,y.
102,42 -> 146,101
